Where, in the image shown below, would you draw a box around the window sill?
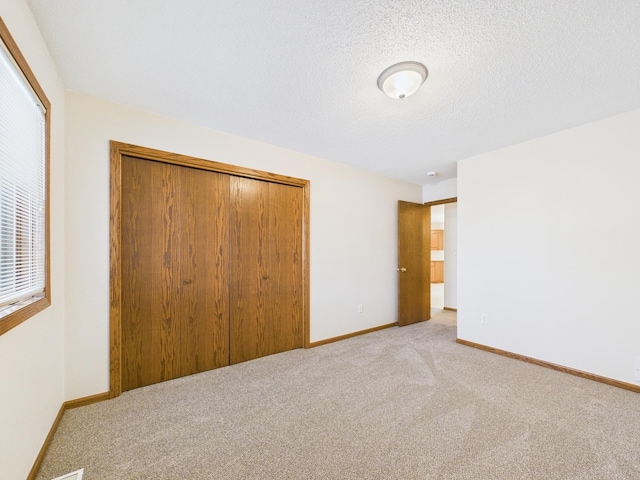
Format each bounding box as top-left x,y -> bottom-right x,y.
0,294 -> 50,336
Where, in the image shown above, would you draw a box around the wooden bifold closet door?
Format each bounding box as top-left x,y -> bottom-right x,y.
121,157 -> 230,391
120,155 -> 303,392
229,177 -> 303,364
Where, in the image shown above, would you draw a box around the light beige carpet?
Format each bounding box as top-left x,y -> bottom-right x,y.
36,311 -> 640,479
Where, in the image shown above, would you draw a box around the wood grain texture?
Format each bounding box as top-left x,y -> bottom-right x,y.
111,142 -> 307,186
267,182 -> 303,353
109,142 -> 122,397
177,166 -> 230,377
456,338 -> 640,394
121,156 -> 155,391
110,141 -> 310,395
121,157 -> 230,391
397,201 -> 431,326
155,160 -> 179,384
229,177 -> 303,364
229,176 -> 267,364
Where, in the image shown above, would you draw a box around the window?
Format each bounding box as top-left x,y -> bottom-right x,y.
0,18 -> 50,335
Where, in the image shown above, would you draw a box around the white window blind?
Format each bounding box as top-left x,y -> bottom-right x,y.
0,38 -> 46,309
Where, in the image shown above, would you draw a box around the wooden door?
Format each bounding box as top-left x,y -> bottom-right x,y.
229,177 -> 303,364
397,201 -> 430,326
120,156 -> 230,391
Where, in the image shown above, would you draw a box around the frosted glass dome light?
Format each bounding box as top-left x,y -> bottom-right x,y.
377,61 -> 428,100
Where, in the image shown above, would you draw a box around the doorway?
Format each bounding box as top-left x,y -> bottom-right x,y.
424,198 -> 457,314
430,204 -> 445,310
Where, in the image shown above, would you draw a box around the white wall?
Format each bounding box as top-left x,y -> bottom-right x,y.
0,1 -> 66,479
64,92 -> 422,399
423,177 -> 457,203
444,203 -> 457,309
458,108 -> 640,385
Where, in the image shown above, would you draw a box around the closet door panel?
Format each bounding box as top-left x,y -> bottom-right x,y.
154,161 -> 181,383
177,166 -> 230,377
121,157 -> 159,391
268,182 -> 303,352
229,177 -> 269,364
121,157 -> 229,391
229,177 -> 303,364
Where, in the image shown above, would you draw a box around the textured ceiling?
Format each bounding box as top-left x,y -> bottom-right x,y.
26,1 -> 640,185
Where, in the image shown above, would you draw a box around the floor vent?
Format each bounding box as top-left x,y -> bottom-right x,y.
52,469 -> 84,480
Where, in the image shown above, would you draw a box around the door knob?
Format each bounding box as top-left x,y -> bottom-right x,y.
397,267 -> 407,273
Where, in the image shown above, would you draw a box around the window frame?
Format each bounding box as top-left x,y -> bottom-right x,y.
0,17 -> 51,335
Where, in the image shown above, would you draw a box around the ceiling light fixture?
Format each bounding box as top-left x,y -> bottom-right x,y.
377,61 -> 428,100
427,171 -> 438,177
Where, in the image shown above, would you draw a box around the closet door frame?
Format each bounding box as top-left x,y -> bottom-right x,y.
109,141 -> 310,399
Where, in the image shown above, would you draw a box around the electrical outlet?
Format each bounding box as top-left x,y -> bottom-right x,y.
481,314 -> 488,324
635,357 -> 640,382
357,304 -> 363,314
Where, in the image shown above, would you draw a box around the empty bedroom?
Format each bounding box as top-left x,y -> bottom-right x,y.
1,1 -> 640,479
